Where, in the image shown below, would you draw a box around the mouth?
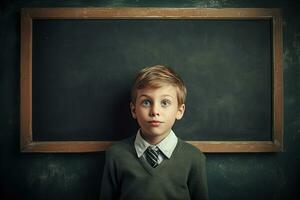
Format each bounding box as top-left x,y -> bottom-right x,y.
148,120 -> 162,127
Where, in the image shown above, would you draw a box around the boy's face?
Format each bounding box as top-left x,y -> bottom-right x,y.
130,84 -> 185,145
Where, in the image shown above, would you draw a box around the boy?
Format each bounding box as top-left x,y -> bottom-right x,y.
100,65 -> 209,200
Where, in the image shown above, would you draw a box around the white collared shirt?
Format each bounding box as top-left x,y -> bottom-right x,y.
134,129 -> 178,165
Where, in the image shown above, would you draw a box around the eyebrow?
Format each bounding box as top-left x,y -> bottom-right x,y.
138,94 -> 174,99
161,95 -> 174,99
137,95 -> 151,99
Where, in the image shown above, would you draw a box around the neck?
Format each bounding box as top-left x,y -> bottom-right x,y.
140,130 -> 171,145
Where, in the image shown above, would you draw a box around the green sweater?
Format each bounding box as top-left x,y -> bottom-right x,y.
99,136 -> 209,200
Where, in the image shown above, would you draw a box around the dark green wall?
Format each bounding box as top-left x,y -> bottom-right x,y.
1,0 -> 299,199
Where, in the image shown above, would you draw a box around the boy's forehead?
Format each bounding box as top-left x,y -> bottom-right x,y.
137,85 -> 178,97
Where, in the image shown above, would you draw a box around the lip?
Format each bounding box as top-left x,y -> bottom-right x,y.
148,120 -> 162,127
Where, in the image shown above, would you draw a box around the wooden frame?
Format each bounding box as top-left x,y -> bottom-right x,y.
20,8 -> 283,153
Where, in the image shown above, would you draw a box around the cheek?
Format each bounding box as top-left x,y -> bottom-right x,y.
135,107 -> 148,118
165,110 -> 178,120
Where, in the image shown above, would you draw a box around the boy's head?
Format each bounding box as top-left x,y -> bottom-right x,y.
130,65 -> 187,144
131,65 -> 187,106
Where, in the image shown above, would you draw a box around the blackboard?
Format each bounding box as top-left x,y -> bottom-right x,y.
20,8 -> 283,152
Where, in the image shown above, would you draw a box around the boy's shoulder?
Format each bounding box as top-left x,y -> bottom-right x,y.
178,138 -> 206,160
105,136 -> 135,158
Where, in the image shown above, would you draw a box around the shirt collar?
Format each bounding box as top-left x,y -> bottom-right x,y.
134,129 -> 178,159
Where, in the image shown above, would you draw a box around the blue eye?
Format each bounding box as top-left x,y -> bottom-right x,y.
161,99 -> 171,108
142,99 -> 151,107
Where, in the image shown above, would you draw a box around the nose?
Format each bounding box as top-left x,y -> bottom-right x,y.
149,103 -> 160,117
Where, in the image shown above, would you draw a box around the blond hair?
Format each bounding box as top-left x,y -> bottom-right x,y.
131,65 -> 187,106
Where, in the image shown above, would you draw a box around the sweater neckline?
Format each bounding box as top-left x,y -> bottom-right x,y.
137,139 -> 182,175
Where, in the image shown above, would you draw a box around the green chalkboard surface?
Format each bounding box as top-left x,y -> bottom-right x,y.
32,19 -> 272,142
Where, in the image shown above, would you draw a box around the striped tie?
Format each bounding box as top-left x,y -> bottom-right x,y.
145,146 -> 160,168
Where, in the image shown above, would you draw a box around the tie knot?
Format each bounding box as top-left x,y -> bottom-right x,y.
145,146 -> 160,168
148,146 -> 159,153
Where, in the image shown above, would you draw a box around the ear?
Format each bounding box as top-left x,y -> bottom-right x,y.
176,104 -> 185,120
130,102 -> 137,119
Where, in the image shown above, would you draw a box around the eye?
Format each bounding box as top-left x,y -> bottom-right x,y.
161,99 -> 171,108
141,99 -> 151,107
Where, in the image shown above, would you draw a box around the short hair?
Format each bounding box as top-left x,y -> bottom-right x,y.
131,65 -> 187,106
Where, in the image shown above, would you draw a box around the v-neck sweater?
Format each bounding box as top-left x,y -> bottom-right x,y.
99,136 -> 209,200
